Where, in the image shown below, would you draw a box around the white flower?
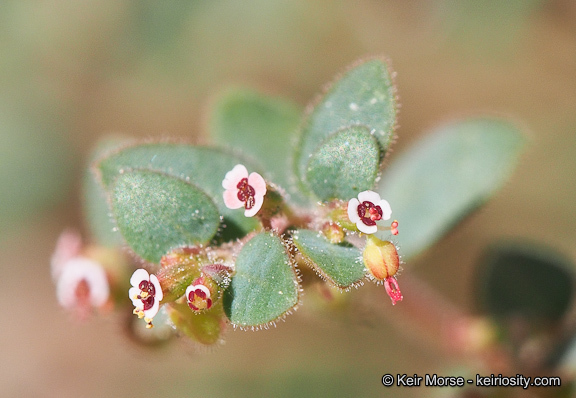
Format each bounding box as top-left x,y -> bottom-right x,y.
347,190 -> 392,234
56,258 -> 110,311
129,269 -> 163,328
52,230 -> 110,317
222,164 -> 267,217
186,282 -> 213,312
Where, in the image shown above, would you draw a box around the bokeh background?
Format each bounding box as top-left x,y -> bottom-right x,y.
2,1 -> 575,397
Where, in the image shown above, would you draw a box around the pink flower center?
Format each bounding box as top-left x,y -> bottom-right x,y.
236,178 -> 256,210
138,280 -> 156,311
357,201 -> 383,226
187,287 -> 213,311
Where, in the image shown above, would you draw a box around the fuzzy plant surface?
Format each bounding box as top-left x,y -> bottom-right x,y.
51,57 -> 525,346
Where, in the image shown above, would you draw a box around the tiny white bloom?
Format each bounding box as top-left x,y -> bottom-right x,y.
222,164 -> 267,217
129,269 -> 163,328
186,283 -> 213,312
56,257 -> 110,310
347,190 -> 392,234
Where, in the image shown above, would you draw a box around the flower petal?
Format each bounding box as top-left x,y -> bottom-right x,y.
130,268 -> 149,287
128,287 -> 142,306
347,198 -> 361,223
223,189 -> 245,209
185,284 -> 195,298
378,199 -> 392,220
358,190 -> 381,204
51,229 -> 83,280
356,221 -> 378,234
150,274 -> 163,301
195,284 -> 211,298
222,164 -> 248,189
244,192 -> 264,217
87,267 -> 110,308
247,172 -> 267,196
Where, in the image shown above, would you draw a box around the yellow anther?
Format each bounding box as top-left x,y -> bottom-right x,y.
139,291 -> 149,299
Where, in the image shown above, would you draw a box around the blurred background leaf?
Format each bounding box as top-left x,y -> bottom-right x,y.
475,240 -> 574,326
376,118 -> 525,260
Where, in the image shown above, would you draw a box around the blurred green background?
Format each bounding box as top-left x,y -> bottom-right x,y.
1,1 -> 575,397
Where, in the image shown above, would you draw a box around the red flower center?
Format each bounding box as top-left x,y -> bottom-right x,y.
138,280 -> 156,311
187,287 -> 213,311
236,178 -> 256,210
357,201 -> 382,226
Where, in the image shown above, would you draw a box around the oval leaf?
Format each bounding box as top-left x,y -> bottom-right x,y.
293,229 -> 365,288
224,233 -> 299,328
83,136 -> 130,247
377,118 -> 525,259
295,58 -> 396,185
475,241 -> 574,324
111,170 -> 220,263
209,88 -> 304,203
97,143 -> 258,239
305,125 -> 380,201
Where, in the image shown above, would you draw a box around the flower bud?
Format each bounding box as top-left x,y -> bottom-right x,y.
363,236 -> 400,281
322,221 -> 345,244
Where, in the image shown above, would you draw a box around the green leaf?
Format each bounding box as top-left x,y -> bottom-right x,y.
475,241 -> 574,325
295,58 -> 396,186
209,88 -> 304,202
305,125 -> 380,201
377,118 -> 525,259
224,233 -> 299,328
96,143 -> 258,239
293,229 -> 365,288
167,301 -> 226,346
110,170 -> 220,263
83,136 -> 130,247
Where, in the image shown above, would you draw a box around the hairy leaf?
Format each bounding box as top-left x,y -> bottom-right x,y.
97,143 -> 258,238
293,229 -> 365,288
305,125 -> 380,201
224,233 -> 299,327
295,58 -> 396,187
110,170 -> 220,263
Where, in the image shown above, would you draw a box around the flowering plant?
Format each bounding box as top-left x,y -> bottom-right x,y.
52,58 -> 525,346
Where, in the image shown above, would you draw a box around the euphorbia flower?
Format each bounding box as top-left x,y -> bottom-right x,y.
363,235 -> 403,305
186,277 -> 215,312
56,258 -> 110,315
222,164 -> 267,217
347,190 -> 392,234
52,230 -> 110,317
129,269 -> 163,328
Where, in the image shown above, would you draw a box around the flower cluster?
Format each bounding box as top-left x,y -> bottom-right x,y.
186,277 -> 215,312
222,164 -> 267,217
52,162 -> 405,341
347,190 -> 392,234
129,269 -> 163,328
347,190 -> 402,305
